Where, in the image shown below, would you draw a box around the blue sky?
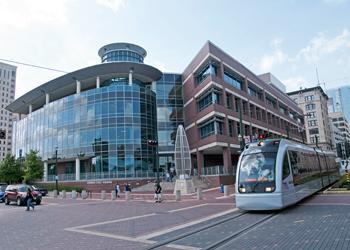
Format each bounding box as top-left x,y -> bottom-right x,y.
0,0 -> 349,98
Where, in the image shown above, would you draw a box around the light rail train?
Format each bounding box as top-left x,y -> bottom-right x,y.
235,139 -> 340,210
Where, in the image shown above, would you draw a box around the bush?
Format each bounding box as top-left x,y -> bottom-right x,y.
35,183 -> 83,192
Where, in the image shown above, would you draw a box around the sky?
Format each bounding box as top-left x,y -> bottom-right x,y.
0,0 -> 350,98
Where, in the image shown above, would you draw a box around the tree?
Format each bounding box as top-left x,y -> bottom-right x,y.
0,154 -> 23,184
23,150 -> 43,183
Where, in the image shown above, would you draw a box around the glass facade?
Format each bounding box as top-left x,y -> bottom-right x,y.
102,50 -> 144,63
12,82 -> 158,179
327,86 -> 350,121
155,73 -> 183,172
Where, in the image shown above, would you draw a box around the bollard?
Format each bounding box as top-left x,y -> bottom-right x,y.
125,191 -> 131,201
224,185 -> 229,196
53,190 -> 58,198
175,190 -> 181,201
72,190 -> 77,199
62,190 -> 66,199
81,190 -> 88,199
101,190 -> 106,200
111,190 -> 116,200
197,187 -> 203,200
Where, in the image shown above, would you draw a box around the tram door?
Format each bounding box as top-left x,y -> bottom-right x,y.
281,151 -> 295,204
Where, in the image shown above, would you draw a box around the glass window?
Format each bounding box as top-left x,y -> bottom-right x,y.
224,71 -> 242,90
238,152 -> 276,193
282,152 -> 290,179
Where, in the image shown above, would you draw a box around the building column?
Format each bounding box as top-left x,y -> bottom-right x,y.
29,104 -> 32,114
76,80 -> 81,94
45,93 -> 50,105
129,69 -> 133,85
219,61 -> 225,79
96,76 -> 100,88
196,150 -> 204,175
75,158 -> 80,181
223,146 -> 232,175
44,161 -> 48,182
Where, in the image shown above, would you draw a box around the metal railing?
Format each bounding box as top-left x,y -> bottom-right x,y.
202,165 -> 228,176
47,170 -> 163,182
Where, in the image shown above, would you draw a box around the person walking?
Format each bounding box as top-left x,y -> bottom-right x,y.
115,183 -> 120,198
154,183 -> 162,203
26,188 -> 34,211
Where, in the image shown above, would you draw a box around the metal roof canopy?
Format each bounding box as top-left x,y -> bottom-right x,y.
6,62 -> 162,114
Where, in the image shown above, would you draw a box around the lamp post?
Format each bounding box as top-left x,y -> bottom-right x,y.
238,103 -> 245,152
148,139 -> 159,185
55,147 -> 59,195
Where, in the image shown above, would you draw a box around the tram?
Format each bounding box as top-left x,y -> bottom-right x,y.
235,138 -> 340,210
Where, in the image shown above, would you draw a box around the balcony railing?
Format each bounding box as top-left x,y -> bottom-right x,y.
202,165 -> 228,176
47,170 -> 161,182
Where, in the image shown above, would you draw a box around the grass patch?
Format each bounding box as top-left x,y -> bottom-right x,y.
332,175 -> 350,189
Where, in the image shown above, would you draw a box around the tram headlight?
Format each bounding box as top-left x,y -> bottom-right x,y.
265,187 -> 273,192
239,187 -> 246,193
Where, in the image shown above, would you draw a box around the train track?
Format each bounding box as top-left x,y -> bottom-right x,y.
145,211 -> 279,250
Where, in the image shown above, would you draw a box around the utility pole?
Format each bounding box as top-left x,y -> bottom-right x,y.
238,102 -> 245,152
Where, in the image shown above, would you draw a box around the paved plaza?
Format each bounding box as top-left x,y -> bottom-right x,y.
0,188 -> 350,250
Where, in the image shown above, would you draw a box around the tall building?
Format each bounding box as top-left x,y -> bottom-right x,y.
7,41 -> 305,188
327,86 -> 350,121
288,86 -> 332,150
183,41 -> 304,179
0,62 -> 16,161
329,111 -> 350,158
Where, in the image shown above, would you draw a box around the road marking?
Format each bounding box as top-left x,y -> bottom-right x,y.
167,243 -> 201,250
168,204 -> 208,213
215,194 -> 235,199
66,213 -> 157,230
65,228 -> 155,244
207,203 -> 234,206
294,220 -> 304,223
138,208 -> 238,240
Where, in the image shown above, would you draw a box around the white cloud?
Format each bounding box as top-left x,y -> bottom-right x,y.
0,0 -> 70,29
298,29 -> 350,63
96,0 -> 126,13
259,38 -> 289,72
283,76 -> 309,92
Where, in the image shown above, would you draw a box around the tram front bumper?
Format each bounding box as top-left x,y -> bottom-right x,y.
235,192 -> 284,211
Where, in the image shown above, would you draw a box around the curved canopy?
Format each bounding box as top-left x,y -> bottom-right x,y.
6,62 -> 162,114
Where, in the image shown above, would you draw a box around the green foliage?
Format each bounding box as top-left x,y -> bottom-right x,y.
23,150 -> 43,183
0,154 -> 23,184
36,182 -> 83,192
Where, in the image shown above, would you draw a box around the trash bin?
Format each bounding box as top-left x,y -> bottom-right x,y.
220,184 -> 224,193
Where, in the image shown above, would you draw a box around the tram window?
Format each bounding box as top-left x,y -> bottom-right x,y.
282,152 -> 290,179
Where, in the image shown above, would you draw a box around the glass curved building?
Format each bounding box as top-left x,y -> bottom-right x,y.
8,43 -> 164,181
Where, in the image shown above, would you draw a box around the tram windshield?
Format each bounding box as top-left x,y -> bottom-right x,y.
238,152 -> 276,193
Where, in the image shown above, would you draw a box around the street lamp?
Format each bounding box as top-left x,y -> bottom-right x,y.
148,139 -> 159,185
238,134 -> 244,152
55,147 -> 59,195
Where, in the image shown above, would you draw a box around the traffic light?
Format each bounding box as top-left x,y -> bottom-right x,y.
258,134 -> 265,140
148,139 -> 158,146
0,130 -> 5,139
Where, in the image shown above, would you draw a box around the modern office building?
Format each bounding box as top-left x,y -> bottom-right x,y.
0,62 -> 16,161
183,41 -> 304,183
327,86 -> 350,121
258,72 -> 287,93
288,86 -> 332,150
7,41 -> 305,187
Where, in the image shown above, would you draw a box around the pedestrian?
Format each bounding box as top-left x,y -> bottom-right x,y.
154,183 -> 162,203
26,188 -> 34,211
115,183 -> 120,198
166,172 -> 170,182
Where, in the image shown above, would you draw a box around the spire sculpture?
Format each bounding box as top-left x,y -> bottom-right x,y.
174,124 -> 192,178
173,125 -> 195,194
